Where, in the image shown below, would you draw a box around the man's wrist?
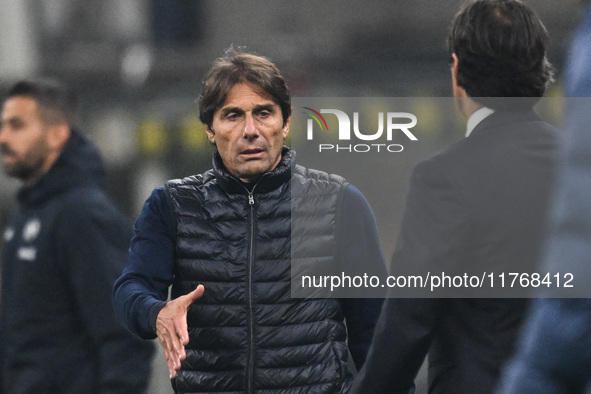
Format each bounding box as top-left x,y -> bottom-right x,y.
148,300 -> 168,336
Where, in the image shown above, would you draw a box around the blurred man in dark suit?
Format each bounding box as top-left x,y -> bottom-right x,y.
352,1 -> 560,393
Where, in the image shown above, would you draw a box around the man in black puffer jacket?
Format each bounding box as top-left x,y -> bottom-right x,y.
113,48 -> 387,393
0,79 -> 154,393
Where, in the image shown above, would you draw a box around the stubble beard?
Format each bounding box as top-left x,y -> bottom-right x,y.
2,141 -> 49,184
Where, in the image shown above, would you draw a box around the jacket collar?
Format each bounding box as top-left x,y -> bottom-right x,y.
470,109 -> 542,138
212,146 -> 295,194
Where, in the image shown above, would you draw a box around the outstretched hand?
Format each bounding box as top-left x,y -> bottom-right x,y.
156,285 -> 205,379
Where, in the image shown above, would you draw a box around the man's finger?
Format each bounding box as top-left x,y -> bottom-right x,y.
175,285 -> 204,345
163,336 -> 184,377
168,326 -> 185,355
158,321 -> 185,365
184,284 -> 205,306
166,351 -> 178,379
156,285 -> 204,379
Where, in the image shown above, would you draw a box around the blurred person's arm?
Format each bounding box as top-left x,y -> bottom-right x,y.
496,298 -> 591,394
58,192 -> 153,393
495,98 -> 591,394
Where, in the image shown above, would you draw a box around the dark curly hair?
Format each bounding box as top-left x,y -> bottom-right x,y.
447,0 -> 554,110
199,47 -> 291,129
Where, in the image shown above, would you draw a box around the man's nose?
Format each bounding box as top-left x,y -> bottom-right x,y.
243,114 -> 259,138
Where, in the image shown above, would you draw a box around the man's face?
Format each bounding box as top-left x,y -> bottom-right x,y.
0,96 -> 53,184
206,82 -> 290,183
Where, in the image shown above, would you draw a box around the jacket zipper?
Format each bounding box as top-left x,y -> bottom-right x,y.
231,176 -> 265,393
247,189 -> 255,394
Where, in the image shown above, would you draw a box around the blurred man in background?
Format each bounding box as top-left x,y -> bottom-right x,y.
0,79 -> 153,393
352,1 -> 560,393
497,0 -> 591,392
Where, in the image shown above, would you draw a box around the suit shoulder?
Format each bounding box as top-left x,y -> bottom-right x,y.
420,137 -> 470,170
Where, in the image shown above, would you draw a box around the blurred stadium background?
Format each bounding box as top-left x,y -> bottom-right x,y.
0,1 -> 581,392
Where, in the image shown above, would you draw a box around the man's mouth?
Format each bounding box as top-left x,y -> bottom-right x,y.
240,148 -> 265,158
0,146 -> 15,160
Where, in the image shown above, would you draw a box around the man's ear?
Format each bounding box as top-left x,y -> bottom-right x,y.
451,53 -> 469,99
451,53 -> 460,84
47,124 -> 71,151
282,115 -> 291,140
205,125 -> 215,144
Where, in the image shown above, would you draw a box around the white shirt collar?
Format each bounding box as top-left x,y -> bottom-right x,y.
466,107 -> 495,137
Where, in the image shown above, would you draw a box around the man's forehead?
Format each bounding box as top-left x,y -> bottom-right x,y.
219,82 -> 277,109
3,96 -> 38,112
2,96 -> 41,121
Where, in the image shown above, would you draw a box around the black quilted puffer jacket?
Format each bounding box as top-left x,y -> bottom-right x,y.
165,148 -> 353,393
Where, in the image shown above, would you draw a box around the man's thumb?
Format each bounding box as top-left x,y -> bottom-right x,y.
187,284 -> 205,303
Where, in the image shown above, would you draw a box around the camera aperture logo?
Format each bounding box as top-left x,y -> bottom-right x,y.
302,107 -> 418,153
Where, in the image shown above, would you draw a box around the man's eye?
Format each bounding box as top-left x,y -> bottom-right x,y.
226,113 -> 240,120
9,120 -> 24,129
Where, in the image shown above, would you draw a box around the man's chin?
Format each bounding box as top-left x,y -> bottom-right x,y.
4,165 -> 34,182
234,166 -> 269,183
2,164 -> 16,177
